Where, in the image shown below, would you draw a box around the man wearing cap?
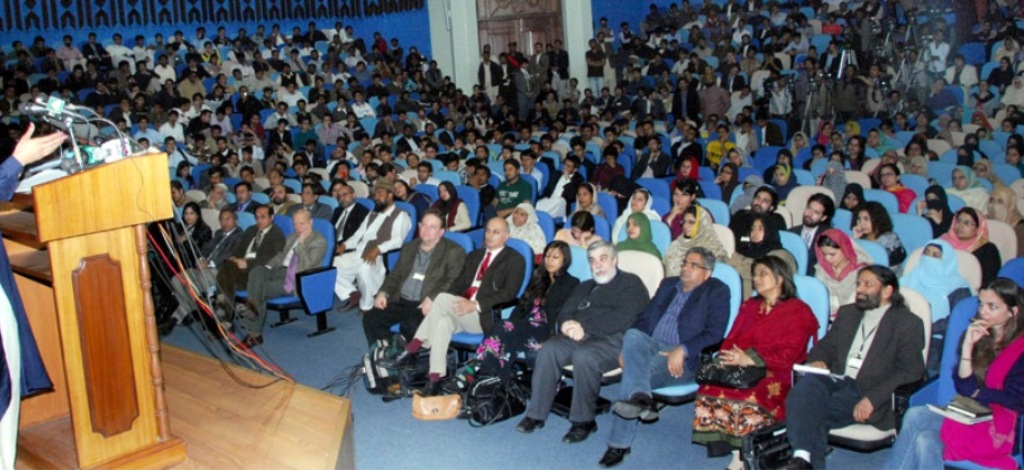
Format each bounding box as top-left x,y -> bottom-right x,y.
333,179 -> 412,313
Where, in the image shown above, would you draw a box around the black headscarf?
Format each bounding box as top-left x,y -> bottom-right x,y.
841,183 -> 864,211
924,185 -> 955,237
735,213 -> 782,259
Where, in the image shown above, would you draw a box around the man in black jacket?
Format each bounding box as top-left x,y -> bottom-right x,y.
214,205 -> 286,320
362,209 -> 465,344
784,266 -> 925,469
330,181 -> 369,247
382,217 -> 525,393
788,193 -> 834,275
671,78 -> 701,128
516,242 -> 650,444
536,154 -> 584,219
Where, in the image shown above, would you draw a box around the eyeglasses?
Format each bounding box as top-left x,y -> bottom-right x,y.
681,261 -> 707,270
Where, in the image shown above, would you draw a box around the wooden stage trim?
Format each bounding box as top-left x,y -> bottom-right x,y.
18,345 -> 354,470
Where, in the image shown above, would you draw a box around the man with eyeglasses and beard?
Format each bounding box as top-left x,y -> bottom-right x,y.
782,266 -> 925,470
516,241 -> 650,445
333,179 -> 411,314
789,193 -> 836,275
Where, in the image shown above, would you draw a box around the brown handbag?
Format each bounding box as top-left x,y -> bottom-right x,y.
411,392 -> 462,421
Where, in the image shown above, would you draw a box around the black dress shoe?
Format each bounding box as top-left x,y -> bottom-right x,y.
421,380 -> 441,397
612,393 -> 659,422
598,446 -> 631,468
515,417 -> 545,433
379,349 -> 416,369
785,457 -> 813,470
562,420 -> 598,443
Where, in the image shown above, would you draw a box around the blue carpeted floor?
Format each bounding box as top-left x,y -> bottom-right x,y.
163,309 -> 891,470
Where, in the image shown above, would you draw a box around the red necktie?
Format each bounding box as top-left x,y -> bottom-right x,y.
464,251 -> 492,300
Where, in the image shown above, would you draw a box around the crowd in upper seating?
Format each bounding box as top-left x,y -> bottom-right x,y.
7,0 -> 1024,468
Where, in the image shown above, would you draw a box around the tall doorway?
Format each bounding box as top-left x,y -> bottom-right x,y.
476,0 -> 564,57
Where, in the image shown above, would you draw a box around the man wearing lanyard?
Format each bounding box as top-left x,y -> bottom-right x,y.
380,217 -> 525,395
783,266 -> 925,469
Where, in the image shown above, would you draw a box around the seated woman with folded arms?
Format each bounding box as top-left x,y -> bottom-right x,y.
885,278 -> 1024,470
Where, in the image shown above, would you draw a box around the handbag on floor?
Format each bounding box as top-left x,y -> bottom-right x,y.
465,375 -> 528,427
362,334 -> 406,396
741,423 -> 792,470
411,392 -> 462,421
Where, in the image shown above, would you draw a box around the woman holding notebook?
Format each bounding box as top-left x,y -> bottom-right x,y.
885,278 -> 1024,470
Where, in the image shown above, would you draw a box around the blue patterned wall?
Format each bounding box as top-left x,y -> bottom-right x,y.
0,0 -> 430,56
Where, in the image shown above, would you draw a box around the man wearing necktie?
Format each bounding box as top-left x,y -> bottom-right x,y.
330,181 -> 369,247
381,217 -> 525,395
237,209 -> 327,346
215,205 -> 285,326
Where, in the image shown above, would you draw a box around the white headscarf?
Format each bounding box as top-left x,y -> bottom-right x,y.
507,202 -> 547,255
612,189 -> 660,243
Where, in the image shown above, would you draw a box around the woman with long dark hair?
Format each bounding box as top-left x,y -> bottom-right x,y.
430,181 -> 470,231
475,241 -> 580,383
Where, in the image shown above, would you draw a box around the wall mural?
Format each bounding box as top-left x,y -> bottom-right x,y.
0,0 -> 424,32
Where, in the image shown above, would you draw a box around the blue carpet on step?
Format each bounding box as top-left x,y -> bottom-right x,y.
162,310 -> 891,470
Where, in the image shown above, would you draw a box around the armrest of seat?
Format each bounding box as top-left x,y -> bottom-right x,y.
893,376 -> 932,432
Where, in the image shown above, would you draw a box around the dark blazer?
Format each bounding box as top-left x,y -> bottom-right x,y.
478,61 -> 504,87
542,171 -> 584,203
788,225 -> 827,275
287,202 -> 333,221
671,139 -> 703,164
233,199 -> 259,214
331,203 -> 370,245
379,237 -> 466,302
447,246 -> 526,333
761,120 -> 785,147
807,303 -> 925,429
631,151 -> 671,179
556,270 -> 649,339
632,277 -> 730,373
510,273 -> 580,330
671,80 -> 702,126
631,97 -> 666,122
230,225 -> 286,267
202,227 -> 245,267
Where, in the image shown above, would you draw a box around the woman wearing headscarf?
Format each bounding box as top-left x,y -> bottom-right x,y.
941,207 -> 1002,287
676,156 -> 700,182
616,212 -> 662,258
814,120 -> 833,146
907,156 -> 929,179
818,160 -> 847,201
916,185 -> 957,237
573,182 -> 606,219
507,203 -> 547,258
840,182 -> 864,212
947,166 -> 991,212
431,181 -> 470,232
769,164 -> 798,202
789,131 -> 810,156
987,185 -> 1024,259
663,205 -> 730,277
716,162 -> 740,204
973,158 -> 1004,188
814,228 -> 873,318
611,188 -> 660,243
900,240 -> 973,375
877,163 -> 917,213
729,175 -> 765,215
727,213 -> 798,300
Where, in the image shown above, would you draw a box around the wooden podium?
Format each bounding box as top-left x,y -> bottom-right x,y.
23,153 -> 186,468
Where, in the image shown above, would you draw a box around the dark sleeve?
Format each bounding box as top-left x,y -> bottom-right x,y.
422,242 -> 465,301
0,157 -> 24,201
532,274 -> 579,323
679,280 -> 731,360
477,249 -> 525,315
631,278 -> 677,334
807,306 -> 851,368
974,243 -> 1001,287
954,354 -> 1024,413
582,273 -> 650,338
863,311 -> 925,409
253,227 -> 286,266
379,243 -> 417,298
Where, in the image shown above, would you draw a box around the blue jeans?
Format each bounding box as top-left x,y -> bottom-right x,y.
883,407 -> 945,470
588,76 -> 604,94
607,329 -> 695,449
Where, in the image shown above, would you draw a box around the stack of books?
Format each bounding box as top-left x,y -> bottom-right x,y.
927,395 -> 994,425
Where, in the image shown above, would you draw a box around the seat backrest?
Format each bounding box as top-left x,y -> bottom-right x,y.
455,185 -> 481,227
891,213 -> 934,256
936,296 -> 978,406
519,174 -> 539,204
779,231 -> 810,275
535,210 -> 555,243
713,223 -> 735,257
831,209 -> 853,236
845,170 -> 871,189
505,238 -> 534,297
317,195 -> 339,212
273,214 -> 295,237
597,192 -> 619,222
855,239 -> 889,266
414,184 -> 439,203
201,208 -> 220,229
593,214 -> 611,241
794,274 -> 831,344
185,189 -> 207,202
312,218 -> 337,266
774,205 -> 794,228
711,263 -> 743,333
349,180 -> 370,198
393,201 -> 417,242
987,219 -> 1018,264
236,211 -> 256,230
999,257 -> 1024,287
900,174 -> 930,200
435,170 -> 460,186
568,245 -> 592,282
617,251 -> 665,298
863,188 -> 899,215
900,287 -> 933,364
443,232 -> 474,253
697,198 -> 730,226
904,247 -> 983,293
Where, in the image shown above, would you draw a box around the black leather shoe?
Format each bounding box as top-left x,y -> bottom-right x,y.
598,446 -> 631,468
379,349 -> 416,369
785,457 -> 813,470
562,420 -> 598,443
515,417 -> 545,433
612,393 -> 659,422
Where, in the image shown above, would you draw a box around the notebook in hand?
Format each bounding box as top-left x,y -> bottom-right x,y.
927,395 -> 993,425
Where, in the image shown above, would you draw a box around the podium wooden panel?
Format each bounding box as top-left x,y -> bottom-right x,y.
23,153 -> 186,468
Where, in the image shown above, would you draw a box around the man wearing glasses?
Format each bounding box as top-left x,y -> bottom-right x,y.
597,247 -> 731,467
516,241 -> 649,445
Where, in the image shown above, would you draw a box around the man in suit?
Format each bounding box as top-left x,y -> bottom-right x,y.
599,247 -> 731,467
631,137 -> 671,179
333,179 -> 412,313
330,181 -> 369,247
672,78 -> 702,128
161,209 -> 246,335
362,209 -> 465,345
755,112 -> 785,147
215,205 -> 286,322
286,183 -> 333,220
536,154 -> 584,219
528,42 -> 550,91
516,241 -> 650,444
233,181 -> 260,214
670,122 -> 703,164
236,209 -> 327,346
784,266 -> 925,470
631,88 -> 666,122
789,193 -> 835,275
381,217 -> 525,394
268,184 -> 296,216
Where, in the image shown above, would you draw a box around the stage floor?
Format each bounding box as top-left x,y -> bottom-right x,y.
17,345 -> 354,469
